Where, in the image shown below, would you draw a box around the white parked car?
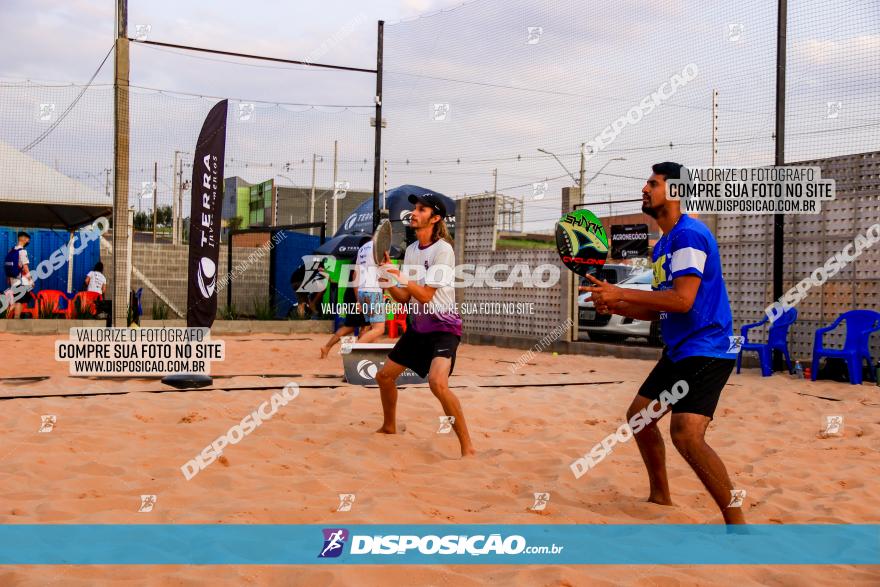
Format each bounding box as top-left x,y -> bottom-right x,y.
578,263 -> 641,287
578,270 -> 662,346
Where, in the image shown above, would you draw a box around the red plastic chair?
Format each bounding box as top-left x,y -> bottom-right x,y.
388,310 -> 407,338
67,291 -> 102,318
35,290 -> 70,318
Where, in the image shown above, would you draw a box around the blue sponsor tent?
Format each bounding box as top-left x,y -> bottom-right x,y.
332,185 -> 457,253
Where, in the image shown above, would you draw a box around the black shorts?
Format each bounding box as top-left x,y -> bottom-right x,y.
387,328 -> 460,378
343,311 -> 366,328
637,352 -> 735,418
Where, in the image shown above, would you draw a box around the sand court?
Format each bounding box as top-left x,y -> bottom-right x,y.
0,332 -> 878,585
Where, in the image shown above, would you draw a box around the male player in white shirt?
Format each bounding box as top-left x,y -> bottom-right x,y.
4,231 -> 32,318
376,193 -> 475,457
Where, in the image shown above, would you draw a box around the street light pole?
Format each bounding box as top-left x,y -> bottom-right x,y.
332,140 -> 338,234
584,157 -> 627,187
578,142 -> 585,206
538,145 -> 582,345
274,173 -> 296,228
537,147 -> 579,185
310,154 -> 317,236
152,161 -> 157,243
172,150 -> 179,244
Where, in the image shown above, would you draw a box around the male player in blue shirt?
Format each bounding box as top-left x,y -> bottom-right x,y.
584,162 -> 744,525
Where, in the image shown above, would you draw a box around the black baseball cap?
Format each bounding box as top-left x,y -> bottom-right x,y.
408,192 -> 447,219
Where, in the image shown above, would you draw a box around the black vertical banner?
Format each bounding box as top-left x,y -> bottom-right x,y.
187,100 -> 228,328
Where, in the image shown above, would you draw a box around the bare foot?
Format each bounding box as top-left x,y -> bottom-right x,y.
375,421 -> 406,434
461,447 -> 477,458
319,346 -> 330,359
647,495 -> 674,506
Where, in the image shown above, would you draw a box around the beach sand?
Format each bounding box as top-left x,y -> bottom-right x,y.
0,332 -> 877,586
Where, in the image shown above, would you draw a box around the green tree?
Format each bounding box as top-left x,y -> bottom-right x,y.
133,211 -> 149,231
156,205 -> 172,228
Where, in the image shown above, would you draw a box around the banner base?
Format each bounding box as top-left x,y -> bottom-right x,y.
162,373 -> 213,389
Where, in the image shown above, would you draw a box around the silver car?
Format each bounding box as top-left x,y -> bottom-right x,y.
578,270 -> 662,346
579,263 -> 640,287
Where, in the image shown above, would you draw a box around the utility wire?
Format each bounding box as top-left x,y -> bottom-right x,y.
22,44 -> 114,153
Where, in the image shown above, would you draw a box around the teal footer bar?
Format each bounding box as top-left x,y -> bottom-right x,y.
0,524 -> 876,565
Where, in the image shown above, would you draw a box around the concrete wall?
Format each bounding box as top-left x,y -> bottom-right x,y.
717,150 -> 880,362
456,194 -> 570,343
275,187 -> 372,235
103,242 -> 271,319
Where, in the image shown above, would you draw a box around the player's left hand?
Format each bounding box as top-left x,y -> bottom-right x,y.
583,274 -> 625,306
380,264 -> 407,287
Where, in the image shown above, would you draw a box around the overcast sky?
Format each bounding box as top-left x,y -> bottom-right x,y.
1,0 -> 877,231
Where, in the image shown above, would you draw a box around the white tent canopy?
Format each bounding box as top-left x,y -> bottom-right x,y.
0,140 -> 112,229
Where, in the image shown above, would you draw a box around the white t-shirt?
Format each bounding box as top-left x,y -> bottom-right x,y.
355,241 -> 381,292
7,246 -> 29,286
401,239 -> 462,336
86,271 -> 106,294
15,246 -> 28,273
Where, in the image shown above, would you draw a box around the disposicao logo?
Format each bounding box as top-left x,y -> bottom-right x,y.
318,530 -> 555,558
319,528 -> 349,558
347,533 -> 528,556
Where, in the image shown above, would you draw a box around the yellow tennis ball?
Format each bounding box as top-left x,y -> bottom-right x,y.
552,351 -> 558,356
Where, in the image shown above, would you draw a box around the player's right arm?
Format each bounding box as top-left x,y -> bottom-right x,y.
385,284 -> 411,303
19,250 -> 30,278
600,300 -> 660,321
581,283 -> 659,320
380,250 -> 411,303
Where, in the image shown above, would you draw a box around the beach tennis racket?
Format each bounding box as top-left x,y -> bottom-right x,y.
555,208 -> 609,278
372,219 -> 392,265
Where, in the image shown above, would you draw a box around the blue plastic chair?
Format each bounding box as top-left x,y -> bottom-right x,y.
737,307 -> 797,376
811,310 -> 880,385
